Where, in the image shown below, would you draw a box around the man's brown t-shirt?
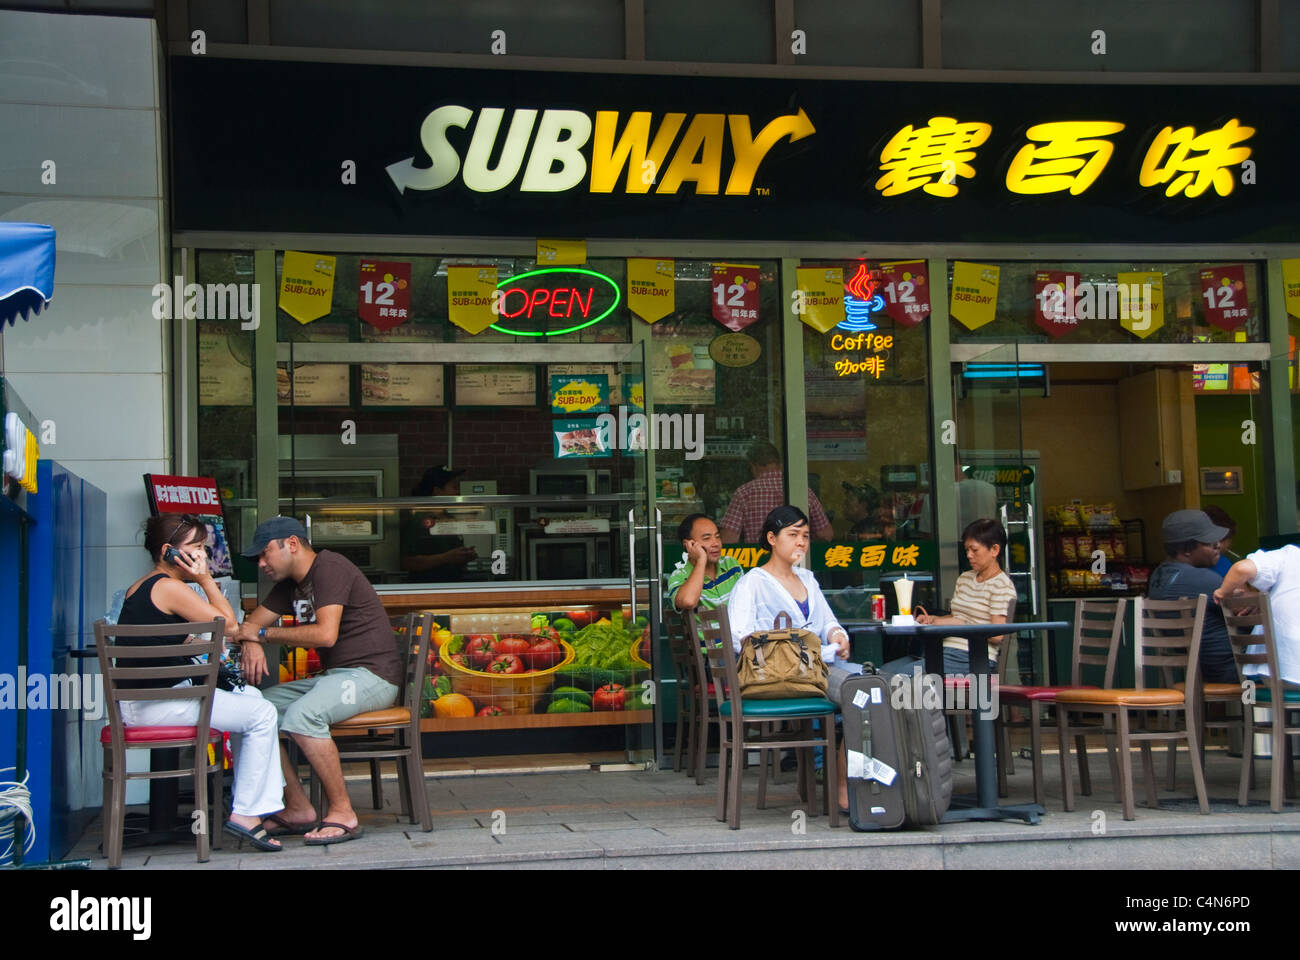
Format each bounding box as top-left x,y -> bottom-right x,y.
263,550 -> 401,687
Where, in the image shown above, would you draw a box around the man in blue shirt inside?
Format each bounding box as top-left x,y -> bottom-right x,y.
1147,509 -> 1237,683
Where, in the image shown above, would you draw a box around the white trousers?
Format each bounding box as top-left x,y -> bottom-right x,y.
121,684 -> 286,818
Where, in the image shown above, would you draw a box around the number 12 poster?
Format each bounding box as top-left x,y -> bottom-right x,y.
358,260 -> 411,331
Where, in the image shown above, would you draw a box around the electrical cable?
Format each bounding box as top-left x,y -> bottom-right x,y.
0,767 -> 36,864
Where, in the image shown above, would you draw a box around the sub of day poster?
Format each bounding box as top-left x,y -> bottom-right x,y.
553,418 -> 609,459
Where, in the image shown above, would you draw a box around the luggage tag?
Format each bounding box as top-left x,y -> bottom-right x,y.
846,749 -> 897,786
850,687 -> 882,709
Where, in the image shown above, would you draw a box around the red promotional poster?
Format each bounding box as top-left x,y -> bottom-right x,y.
1033,271 -> 1081,338
358,260 -> 412,331
144,473 -> 223,514
1200,264 -> 1249,331
878,260 -> 930,326
711,263 -> 760,331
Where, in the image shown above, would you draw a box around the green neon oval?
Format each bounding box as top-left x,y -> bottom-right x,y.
489,267 -> 622,337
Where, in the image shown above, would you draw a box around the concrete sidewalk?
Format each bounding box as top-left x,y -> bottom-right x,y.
68,744 -> 1300,869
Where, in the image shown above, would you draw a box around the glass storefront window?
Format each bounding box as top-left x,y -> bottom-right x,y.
195,250 -> 258,580
948,261 -> 1265,345
799,259 -> 937,619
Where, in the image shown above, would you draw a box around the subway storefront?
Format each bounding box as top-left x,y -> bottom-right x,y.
171,55 -> 1300,763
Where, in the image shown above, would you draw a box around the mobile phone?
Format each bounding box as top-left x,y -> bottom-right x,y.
164,546 -> 185,565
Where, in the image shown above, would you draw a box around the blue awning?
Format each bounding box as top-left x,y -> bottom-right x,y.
0,223 -> 56,327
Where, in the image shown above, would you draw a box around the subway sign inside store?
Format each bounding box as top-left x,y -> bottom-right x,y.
490,268 -> 621,336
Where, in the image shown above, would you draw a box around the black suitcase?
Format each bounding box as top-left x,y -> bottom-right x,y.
834,669 -> 954,830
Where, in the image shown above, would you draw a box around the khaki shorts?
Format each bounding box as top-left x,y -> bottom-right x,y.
263,667 -> 398,739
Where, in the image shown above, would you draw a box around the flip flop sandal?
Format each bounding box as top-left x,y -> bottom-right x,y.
223,820 -> 283,852
303,821 -> 365,846
263,813 -> 317,836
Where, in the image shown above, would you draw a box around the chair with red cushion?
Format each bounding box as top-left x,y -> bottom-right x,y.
996,598 -> 1126,805
94,617 -> 227,869
1056,596 -> 1210,821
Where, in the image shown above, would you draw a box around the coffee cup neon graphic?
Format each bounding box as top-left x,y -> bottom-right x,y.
839,263 -> 884,332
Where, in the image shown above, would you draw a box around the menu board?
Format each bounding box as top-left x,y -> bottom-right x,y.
454,364 -> 537,406
277,363 -> 350,406
360,363 -> 444,406
197,321 -> 252,405
360,320 -> 441,342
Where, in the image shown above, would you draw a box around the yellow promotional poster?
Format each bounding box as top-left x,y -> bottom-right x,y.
537,239 -> 587,265
950,262 -> 1001,330
627,258 -> 675,323
795,266 -> 844,334
1118,271 -> 1165,339
278,251 -> 337,325
1283,259 -> 1300,319
447,265 -> 499,335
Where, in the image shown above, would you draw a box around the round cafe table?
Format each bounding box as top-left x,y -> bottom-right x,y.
848,620 -> 1069,825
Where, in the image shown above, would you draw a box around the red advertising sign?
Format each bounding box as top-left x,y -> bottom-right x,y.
711,263 -> 760,331
1033,271 -> 1081,338
878,260 -> 930,326
358,260 -> 412,331
144,474 -> 223,515
1200,264 -> 1249,331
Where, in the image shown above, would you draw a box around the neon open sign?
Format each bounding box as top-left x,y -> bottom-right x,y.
490,267 -> 622,336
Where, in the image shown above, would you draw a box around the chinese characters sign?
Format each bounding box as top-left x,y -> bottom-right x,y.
950,262 -> 1001,331
877,116 -> 1254,200
1199,265 -> 1249,332
712,540 -> 935,573
879,260 -> 930,327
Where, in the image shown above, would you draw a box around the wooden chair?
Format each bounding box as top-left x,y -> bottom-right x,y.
310,612 -> 433,831
687,604 -> 840,830
1221,593 -> 1299,812
665,612 -> 699,775
996,598 -> 1126,805
95,617 -> 227,869
1056,596 -> 1210,820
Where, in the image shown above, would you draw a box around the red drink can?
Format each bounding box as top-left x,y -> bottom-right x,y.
871,594 -> 887,621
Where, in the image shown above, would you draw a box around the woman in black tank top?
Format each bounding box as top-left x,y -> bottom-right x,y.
115,514 -> 286,852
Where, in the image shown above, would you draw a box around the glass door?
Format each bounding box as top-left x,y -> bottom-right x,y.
953,341 -> 1045,683
614,340 -> 660,763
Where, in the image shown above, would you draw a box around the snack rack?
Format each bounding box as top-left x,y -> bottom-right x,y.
1044,511 -> 1148,597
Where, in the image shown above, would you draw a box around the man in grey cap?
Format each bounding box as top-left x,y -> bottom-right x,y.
231,516 -> 401,845
1147,508 -> 1237,683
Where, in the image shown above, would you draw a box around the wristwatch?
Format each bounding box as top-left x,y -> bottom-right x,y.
257,627 -> 268,641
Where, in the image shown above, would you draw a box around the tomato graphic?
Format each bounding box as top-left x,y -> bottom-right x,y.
496,635 -> 533,658
477,705 -> 505,717
593,683 -> 626,711
465,635 -> 498,670
487,654 -> 526,675
527,638 -> 564,671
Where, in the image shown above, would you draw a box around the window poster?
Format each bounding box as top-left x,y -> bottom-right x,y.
649,324 -> 716,405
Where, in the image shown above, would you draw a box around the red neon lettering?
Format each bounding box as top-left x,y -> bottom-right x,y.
527,288 -> 551,315
569,287 -> 593,318
500,288 -> 529,318
548,288 -> 569,317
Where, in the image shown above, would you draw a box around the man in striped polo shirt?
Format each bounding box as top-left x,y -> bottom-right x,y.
667,514 -> 743,611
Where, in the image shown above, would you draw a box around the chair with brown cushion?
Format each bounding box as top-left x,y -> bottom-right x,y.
94,617 -> 227,869
1221,593 -> 1299,812
1056,596 -> 1210,820
997,598 -> 1126,805
310,612 -> 433,831
687,604 -> 840,829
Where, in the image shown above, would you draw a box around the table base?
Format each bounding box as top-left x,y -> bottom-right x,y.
944,796 -> 1045,825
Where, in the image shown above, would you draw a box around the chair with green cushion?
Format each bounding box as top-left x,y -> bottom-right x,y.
1221,593 -> 1298,812
686,604 -> 840,830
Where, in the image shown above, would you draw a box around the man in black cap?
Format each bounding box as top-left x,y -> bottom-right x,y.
401,465 -> 477,582
1147,508 -> 1237,683
231,516 -> 402,845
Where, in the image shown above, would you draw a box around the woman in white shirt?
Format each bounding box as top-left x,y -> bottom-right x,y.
727,505 -> 852,663
727,505 -> 853,813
